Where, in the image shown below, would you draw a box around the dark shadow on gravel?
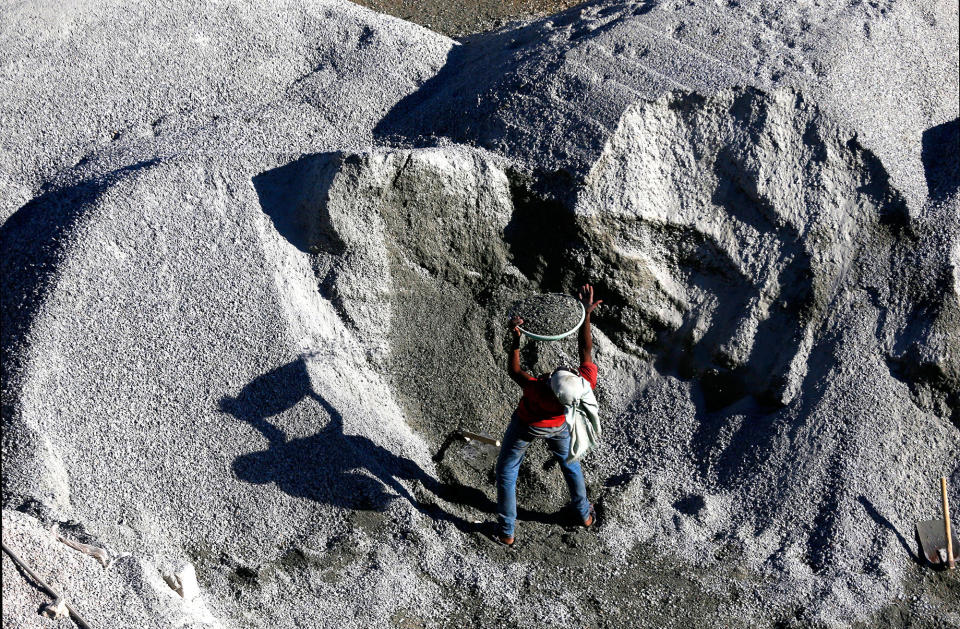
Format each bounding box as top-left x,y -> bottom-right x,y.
0,160 -> 159,467
223,356 -> 551,534
921,118 -> 959,200
251,153 -> 344,255
857,496 -> 923,566
503,169 -> 582,288
1,161 -> 159,380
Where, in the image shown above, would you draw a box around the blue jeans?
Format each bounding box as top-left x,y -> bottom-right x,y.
496,415 -> 590,537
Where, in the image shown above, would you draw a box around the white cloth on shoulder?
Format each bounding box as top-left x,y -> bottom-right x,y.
549,370 -> 600,462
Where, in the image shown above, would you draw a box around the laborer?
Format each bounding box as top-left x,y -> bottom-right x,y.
495,284 -> 602,546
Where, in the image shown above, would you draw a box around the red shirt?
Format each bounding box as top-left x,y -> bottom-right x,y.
515,362 -> 598,428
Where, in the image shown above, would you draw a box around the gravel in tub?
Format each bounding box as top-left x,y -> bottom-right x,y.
510,294 -> 583,337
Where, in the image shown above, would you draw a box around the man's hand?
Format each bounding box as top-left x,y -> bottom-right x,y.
578,283 -> 602,315
577,284 -> 599,364
507,315 -> 531,385
508,315 -> 524,340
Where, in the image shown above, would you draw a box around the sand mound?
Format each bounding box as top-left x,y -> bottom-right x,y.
2,1 -> 958,627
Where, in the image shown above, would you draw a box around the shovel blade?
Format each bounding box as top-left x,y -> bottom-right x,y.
916,519 -> 959,566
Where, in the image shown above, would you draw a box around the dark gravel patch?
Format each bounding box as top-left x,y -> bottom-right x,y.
347,0 -> 583,37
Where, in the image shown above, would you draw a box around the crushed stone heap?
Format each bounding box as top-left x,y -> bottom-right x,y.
2,1 -> 958,628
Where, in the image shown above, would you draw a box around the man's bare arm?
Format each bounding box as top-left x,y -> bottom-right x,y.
508,315 -> 533,386
577,284 -> 602,364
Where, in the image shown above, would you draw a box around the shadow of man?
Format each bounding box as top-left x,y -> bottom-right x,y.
221,356 -> 481,531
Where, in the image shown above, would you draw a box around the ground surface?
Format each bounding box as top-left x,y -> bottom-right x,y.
2,1 -> 958,628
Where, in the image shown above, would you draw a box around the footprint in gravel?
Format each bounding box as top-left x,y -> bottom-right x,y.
561,532 -> 583,548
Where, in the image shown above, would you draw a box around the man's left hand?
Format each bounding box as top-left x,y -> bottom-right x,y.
578,283 -> 602,315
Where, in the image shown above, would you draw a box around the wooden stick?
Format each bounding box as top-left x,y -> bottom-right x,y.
943,477 -> 955,569
1,541 -> 93,628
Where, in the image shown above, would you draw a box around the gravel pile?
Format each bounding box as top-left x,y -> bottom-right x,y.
2,1 -> 958,628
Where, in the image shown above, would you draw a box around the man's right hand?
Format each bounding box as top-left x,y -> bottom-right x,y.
508,315 -> 524,340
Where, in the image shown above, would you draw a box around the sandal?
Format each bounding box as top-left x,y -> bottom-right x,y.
495,533 -> 515,547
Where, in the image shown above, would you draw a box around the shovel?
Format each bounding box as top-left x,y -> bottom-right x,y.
916,476 -> 957,569
432,430 -> 501,462
458,431 -> 500,447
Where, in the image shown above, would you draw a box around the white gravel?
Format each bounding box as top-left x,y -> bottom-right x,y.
2,1 -> 958,628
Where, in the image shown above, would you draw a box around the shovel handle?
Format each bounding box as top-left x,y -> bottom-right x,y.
943,476 -> 955,569
460,431 -> 500,447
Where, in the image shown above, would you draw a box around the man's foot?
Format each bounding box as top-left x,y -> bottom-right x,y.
582,504 -> 596,528
495,533 -> 515,546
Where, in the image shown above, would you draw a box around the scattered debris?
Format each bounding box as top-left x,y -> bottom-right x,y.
53,526 -> 118,568
163,563 -> 201,602
41,597 -> 70,620
1,540 -> 92,629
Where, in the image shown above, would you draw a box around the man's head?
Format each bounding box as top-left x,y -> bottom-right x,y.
537,366 -> 577,381
549,367 -> 585,406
